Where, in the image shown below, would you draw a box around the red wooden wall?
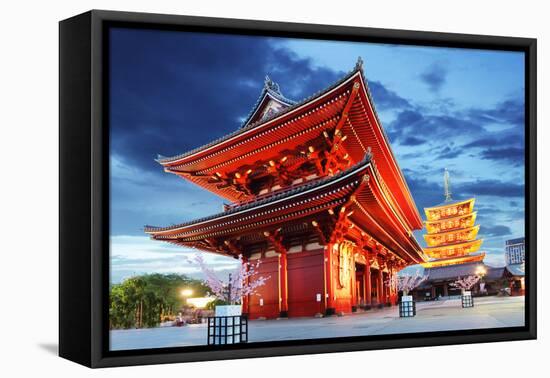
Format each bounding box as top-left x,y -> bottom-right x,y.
287,249 -> 325,317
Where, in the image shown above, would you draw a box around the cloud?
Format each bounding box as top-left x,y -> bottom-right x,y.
420,63 -> 447,92
482,224 -> 512,237
479,147 -> 524,166
109,29 -> 341,174
401,136 -> 427,146
387,108 -> 482,147
468,98 -> 525,127
437,145 -> 462,159
457,179 -> 524,198
368,80 -> 412,110
108,30 -> 525,277
110,235 -> 240,283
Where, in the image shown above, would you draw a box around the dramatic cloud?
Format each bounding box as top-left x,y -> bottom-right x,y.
468,98 -> 525,127
420,63 -> 447,92
108,29 -> 526,278
110,29 -> 341,175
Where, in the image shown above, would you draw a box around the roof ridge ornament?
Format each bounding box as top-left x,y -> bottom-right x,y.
355,56 -> 364,71
444,168 -> 452,202
264,75 -> 281,94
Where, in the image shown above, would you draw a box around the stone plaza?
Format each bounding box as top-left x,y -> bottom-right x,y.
110,296 -> 524,351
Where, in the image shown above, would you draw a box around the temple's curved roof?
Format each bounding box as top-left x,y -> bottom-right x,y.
145,153 -> 372,233
155,57 -> 366,165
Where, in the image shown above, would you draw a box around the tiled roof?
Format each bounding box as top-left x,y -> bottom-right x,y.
145,153 -> 371,233
506,264 -> 525,277
485,266 -> 506,280
425,262 -> 482,281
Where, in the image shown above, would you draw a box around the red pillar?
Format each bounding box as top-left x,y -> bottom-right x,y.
365,260 -> 372,308
351,252 -> 357,311
377,268 -> 384,307
279,251 -> 288,317
324,244 -> 336,315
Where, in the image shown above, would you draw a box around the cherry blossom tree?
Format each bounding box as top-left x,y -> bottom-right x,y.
185,253 -> 269,304
450,275 -> 480,293
387,272 -> 428,296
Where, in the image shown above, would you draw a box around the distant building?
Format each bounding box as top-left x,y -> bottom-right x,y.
505,237 -> 525,295
410,173 -> 525,299
505,237 -> 525,265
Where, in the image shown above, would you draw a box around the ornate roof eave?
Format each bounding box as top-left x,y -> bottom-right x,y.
423,224 -> 480,240
423,238 -> 483,253
145,153 -> 373,235
425,197 -> 476,212
421,253 -> 485,269
424,211 -> 478,226
351,62 -> 424,229
152,57 -> 423,231
146,153 -> 427,265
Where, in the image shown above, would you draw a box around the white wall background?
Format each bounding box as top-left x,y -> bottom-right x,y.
0,0 -> 546,376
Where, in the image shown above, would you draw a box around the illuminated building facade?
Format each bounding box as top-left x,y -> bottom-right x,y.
422,169 -> 485,269
505,237 -> 525,265
413,170 -> 488,299
145,59 -> 428,318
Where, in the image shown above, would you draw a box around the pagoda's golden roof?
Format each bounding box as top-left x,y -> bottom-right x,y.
424,198 -> 475,221
423,238 -> 483,259
421,253 -> 485,268
424,198 -> 475,211
423,225 -> 480,247
425,211 -> 477,226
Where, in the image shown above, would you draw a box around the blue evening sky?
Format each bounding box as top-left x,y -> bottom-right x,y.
109,28 -> 525,284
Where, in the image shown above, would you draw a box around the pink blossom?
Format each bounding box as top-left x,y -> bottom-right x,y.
186,253 -> 269,303
450,275 -> 480,291
387,272 -> 428,295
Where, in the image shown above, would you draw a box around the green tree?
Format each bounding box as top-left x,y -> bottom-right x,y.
109,273 -> 210,329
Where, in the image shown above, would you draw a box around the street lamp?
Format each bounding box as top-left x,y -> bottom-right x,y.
180,288 -> 194,297
181,288 -> 194,307
475,265 -> 487,295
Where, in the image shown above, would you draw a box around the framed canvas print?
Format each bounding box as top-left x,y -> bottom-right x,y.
59,10 -> 536,368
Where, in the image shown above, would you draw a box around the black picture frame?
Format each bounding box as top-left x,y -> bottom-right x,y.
59,9 -> 537,368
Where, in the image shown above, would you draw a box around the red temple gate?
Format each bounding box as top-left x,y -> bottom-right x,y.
145,58 -> 428,318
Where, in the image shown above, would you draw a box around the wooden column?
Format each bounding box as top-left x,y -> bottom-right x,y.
278,250 -> 288,317
365,258 -> 372,309
324,244 -> 335,315
351,251 -> 357,311
264,230 -> 288,318
377,268 -> 384,308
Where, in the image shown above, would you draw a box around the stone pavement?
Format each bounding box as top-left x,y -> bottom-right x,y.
110,295 -> 525,351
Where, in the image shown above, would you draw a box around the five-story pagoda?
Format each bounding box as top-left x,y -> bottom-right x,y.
422,169 -> 484,268
145,58 -> 428,319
